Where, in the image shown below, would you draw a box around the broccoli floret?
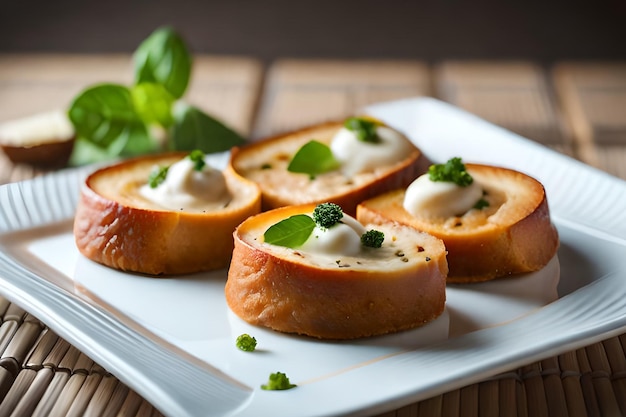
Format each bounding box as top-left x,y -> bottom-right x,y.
428,157 -> 473,187
261,372 -> 297,391
313,202 -> 343,229
361,229 -> 385,248
235,334 -> 257,352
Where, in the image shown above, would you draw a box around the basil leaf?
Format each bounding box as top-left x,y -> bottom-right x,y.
131,82 -> 175,127
69,137 -> 112,166
69,122 -> 154,166
68,83 -> 144,150
116,122 -> 156,156
170,104 -> 246,153
134,27 -> 191,99
287,140 -> 340,178
263,214 -> 315,248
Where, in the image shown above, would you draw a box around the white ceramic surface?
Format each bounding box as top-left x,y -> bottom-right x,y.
0,97 -> 624,417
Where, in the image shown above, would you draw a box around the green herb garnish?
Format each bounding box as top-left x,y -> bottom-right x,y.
312,202 -> 343,229
361,229 -> 385,248
169,103 -> 245,153
263,214 -> 316,248
235,334 -> 257,352
287,140 -> 340,179
344,117 -> 380,143
148,165 -> 169,188
134,26 -> 191,99
428,157 -> 473,187
68,27 -> 245,166
261,372 -> 297,391
188,149 -> 206,171
474,198 -> 490,209
263,202 -> 344,248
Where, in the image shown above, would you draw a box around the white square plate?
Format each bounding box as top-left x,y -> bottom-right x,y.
0,97 -> 625,417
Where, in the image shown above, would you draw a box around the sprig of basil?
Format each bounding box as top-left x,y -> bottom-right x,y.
67,26 -> 246,166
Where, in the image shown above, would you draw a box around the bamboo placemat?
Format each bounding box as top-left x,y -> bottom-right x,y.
0,56 -> 625,416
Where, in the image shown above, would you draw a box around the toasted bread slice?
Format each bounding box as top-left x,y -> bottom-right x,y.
357,164 -> 559,283
229,121 -> 430,216
74,152 -> 262,275
225,204 -> 448,339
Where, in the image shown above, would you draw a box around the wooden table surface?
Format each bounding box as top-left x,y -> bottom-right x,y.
0,54 -> 625,416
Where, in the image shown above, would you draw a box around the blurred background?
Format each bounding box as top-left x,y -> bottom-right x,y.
1,0 -> 625,62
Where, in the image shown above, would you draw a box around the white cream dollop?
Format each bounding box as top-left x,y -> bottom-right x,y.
403,174 -> 483,218
299,214 -> 367,257
330,125 -> 413,177
139,156 -> 229,211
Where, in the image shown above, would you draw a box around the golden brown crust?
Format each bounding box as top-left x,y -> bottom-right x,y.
73,152 -> 262,275
357,164 -> 559,283
229,121 -> 430,216
225,204 -> 448,339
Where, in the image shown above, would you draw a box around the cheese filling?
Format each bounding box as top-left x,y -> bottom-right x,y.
403,173 -> 483,218
330,125 -> 414,177
139,156 -> 230,211
300,214 -> 367,257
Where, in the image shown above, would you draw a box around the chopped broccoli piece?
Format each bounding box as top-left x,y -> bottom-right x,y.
428,157 -> 473,187
235,334 -> 257,352
261,372 -> 297,391
312,203 -> 343,229
361,229 -> 385,248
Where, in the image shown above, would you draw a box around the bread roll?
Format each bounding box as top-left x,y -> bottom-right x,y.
225,203 -> 448,339
74,152 -> 262,275
357,164 -> 559,283
229,121 -> 430,216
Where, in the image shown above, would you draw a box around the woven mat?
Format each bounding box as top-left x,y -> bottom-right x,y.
0,56 -> 625,416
